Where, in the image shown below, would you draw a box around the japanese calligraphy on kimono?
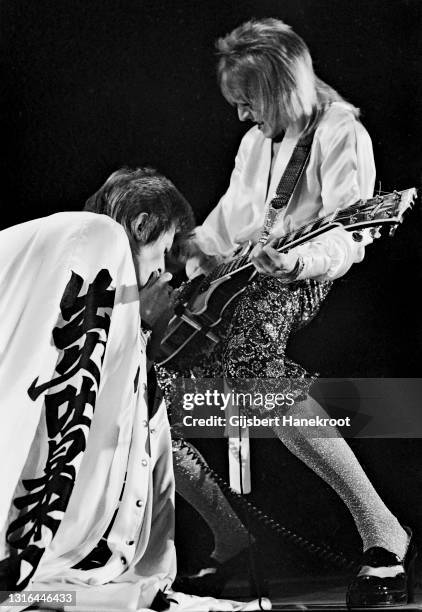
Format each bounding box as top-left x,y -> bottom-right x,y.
0,212 -> 270,612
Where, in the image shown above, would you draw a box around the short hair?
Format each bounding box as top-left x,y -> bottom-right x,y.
84,167 -> 194,253
216,18 -> 358,134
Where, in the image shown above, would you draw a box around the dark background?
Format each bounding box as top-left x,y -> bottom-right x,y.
1,0 -> 422,584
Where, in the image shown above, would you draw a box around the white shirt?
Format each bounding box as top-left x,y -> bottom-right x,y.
190,102 -> 376,281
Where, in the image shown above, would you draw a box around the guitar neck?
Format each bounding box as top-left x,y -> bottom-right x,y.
202,188 -> 417,285
208,215 -> 335,282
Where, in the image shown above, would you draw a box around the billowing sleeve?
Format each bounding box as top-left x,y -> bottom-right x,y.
295,112 -> 376,281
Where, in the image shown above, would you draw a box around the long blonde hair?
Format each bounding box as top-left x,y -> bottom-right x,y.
216,18 -> 358,134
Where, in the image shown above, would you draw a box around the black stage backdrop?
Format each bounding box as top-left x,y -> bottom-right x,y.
1,0 -> 422,581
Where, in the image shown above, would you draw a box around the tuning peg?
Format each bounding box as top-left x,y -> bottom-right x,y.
389,226 -> 397,237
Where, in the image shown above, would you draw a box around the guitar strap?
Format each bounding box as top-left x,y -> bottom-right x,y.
259,128 -> 316,243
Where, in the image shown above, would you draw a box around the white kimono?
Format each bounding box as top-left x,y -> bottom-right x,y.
0,212 -> 269,612
190,102 -> 376,280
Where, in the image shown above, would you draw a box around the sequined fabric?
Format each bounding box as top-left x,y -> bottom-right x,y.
222,276 -> 332,402
157,276 -> 332,421
158,278 -> 410,559
157,271 -> 330,422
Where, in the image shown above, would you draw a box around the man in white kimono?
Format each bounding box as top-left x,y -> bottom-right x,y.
0,167 -> 268,612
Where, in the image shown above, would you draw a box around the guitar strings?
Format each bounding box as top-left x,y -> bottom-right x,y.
194,192 -> 402,293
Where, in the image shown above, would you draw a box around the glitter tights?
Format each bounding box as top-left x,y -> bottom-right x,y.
223,276 -> 408,559
173,439 -> 250,564
271,395 -> 408,558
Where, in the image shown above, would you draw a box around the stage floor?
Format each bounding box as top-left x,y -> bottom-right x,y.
223,574 -> 422,611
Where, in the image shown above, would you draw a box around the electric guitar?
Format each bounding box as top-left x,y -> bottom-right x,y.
157,188 -> 417,368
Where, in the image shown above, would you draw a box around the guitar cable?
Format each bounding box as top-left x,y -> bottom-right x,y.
173,435 -> 360,572
158,303 -> 360,597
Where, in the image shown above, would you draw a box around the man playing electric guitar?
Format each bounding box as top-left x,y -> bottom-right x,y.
179,18 -> 416,610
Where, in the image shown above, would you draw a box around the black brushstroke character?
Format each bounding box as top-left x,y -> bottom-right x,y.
6,269 -> 115,590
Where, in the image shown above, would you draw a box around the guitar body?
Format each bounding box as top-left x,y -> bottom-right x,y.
158,265 -> 256,368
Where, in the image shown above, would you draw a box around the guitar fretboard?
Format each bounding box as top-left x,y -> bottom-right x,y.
185,188 -> 415,293
206,207 -> 352,283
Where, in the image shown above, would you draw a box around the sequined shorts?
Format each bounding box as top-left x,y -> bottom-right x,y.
223,276 -> 332,381
158,276 -> 332,423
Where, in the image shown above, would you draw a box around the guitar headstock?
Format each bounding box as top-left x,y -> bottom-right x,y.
335,188 -> 418,234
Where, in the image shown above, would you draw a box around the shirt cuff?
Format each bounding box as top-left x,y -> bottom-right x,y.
295,227 -> 373,281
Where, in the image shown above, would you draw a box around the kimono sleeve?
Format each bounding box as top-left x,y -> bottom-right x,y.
295,112 -> 376,280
